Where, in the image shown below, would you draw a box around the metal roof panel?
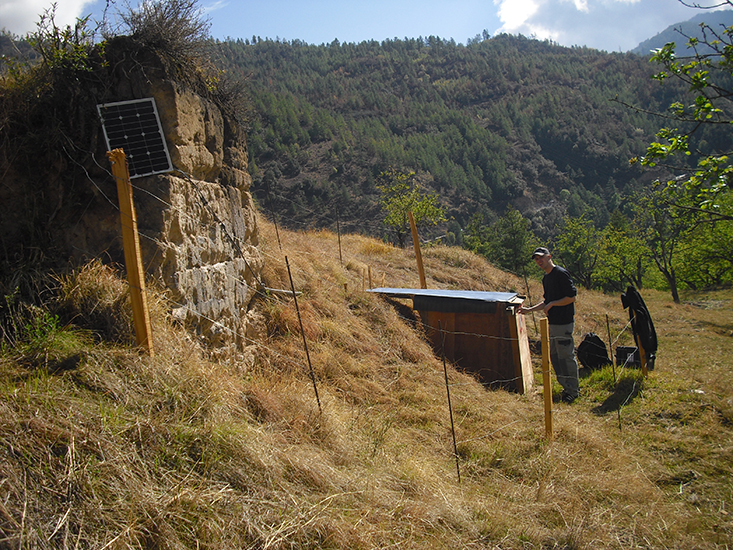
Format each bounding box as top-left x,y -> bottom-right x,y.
367,287 -> 519,303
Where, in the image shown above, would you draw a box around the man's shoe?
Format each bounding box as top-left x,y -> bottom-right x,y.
561,391 -> 578,404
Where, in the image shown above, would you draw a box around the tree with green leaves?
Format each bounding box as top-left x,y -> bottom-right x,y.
553,215 -> 599,289
464,207 -> 538,277
462,213 -> 493,259
595,211 -> 648,292
676,211 -> 733,289
633,187 -> 698,303
632,1 -> 733,222
376,168 -> 446,247
613,3 -> 733,296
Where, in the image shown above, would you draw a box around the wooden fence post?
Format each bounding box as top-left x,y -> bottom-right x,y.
107,149 -> 154,357
541,318 -> 553,441
408,211 -> 427,289
632,311 -> 649,377
336,208 -> 343,265
439,320 -> 461,484
285,256 -> 322,414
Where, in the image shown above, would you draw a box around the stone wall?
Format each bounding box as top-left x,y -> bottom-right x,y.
136,77 -> 264,352
0,38 -> 265,352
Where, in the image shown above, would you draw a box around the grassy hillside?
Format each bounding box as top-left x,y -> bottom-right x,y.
0,217 -> 731,548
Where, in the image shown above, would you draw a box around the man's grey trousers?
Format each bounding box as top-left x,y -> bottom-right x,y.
548,322 -> 580,398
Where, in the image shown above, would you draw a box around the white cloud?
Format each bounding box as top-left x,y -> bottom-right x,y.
0,0 -> 96,36
525,23 -> 561,42
202,0 -> 229,15
495,0 -> 539,32
494,0 -> 708,51
567,0 -> 589,13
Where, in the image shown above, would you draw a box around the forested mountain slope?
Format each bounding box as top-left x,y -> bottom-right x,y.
217,34 -> 691,241
631,9 -> 733,55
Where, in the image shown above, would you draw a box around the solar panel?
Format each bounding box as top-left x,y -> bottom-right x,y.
97,98 -> 173,178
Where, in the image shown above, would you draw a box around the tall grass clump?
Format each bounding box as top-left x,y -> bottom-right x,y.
55,259 -> 134,343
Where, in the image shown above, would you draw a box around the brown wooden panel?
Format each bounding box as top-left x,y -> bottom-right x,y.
509,311 -> 534,393
418,305 -> 532,394
423,311 -> 456,360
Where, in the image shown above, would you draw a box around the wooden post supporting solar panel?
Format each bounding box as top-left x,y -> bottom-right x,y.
541,318 -> 553,441
107,149 -> 154,357
408,211 -> 427,289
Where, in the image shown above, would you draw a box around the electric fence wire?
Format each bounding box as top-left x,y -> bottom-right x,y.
19,128 -> 652,482
87,157 -> 279,305
71,154 -> 643,410
256,186 -> 440,241
62,157 -> 426,378
121,193 -> 605,357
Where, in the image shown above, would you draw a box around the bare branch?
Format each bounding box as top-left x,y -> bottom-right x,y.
677,0 -> 733,9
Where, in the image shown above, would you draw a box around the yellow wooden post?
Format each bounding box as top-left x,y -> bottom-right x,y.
541,318 -> 553,441
107,149 -> 154,357
639,345 -> 648,377
632,311 -> 648,377
408,211 -> 427,289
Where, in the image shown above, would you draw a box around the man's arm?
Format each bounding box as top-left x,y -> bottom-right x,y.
545,295 -> 575,311
518,301 -> 545,314
518,296 -> 575,315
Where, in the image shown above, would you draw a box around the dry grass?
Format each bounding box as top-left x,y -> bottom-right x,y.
0,216 -> 731,548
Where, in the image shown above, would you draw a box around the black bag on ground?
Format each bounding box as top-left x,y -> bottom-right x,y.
577,332 -> 610,370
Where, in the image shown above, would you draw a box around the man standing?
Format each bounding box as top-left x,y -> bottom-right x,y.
519,247 -> 580,403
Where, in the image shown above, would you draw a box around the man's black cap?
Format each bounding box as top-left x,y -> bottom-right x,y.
532,247 -> 550,258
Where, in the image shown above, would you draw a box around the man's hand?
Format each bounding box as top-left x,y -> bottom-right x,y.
518,302 -> 545,315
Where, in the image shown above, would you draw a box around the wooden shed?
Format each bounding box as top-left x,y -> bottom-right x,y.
368,288 -> 534,394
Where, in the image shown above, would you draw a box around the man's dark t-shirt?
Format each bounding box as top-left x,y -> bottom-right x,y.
542,266 -> 577,325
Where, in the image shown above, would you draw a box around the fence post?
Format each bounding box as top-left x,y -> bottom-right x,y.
408,211 -> 427,289
541,318 -> 553,441
107,149 -> 154,357
632,311 -> 649,377
606,314 -> 617,383
336,208 -> 343,265
285,256 -> 322,414
439,321 -> 461,484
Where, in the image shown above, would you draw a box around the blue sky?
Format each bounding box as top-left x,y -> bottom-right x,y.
0,0 -> 728,52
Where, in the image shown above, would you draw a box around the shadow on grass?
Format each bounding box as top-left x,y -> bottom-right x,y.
591,376 -> 642,415
699,319 -> 733,337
